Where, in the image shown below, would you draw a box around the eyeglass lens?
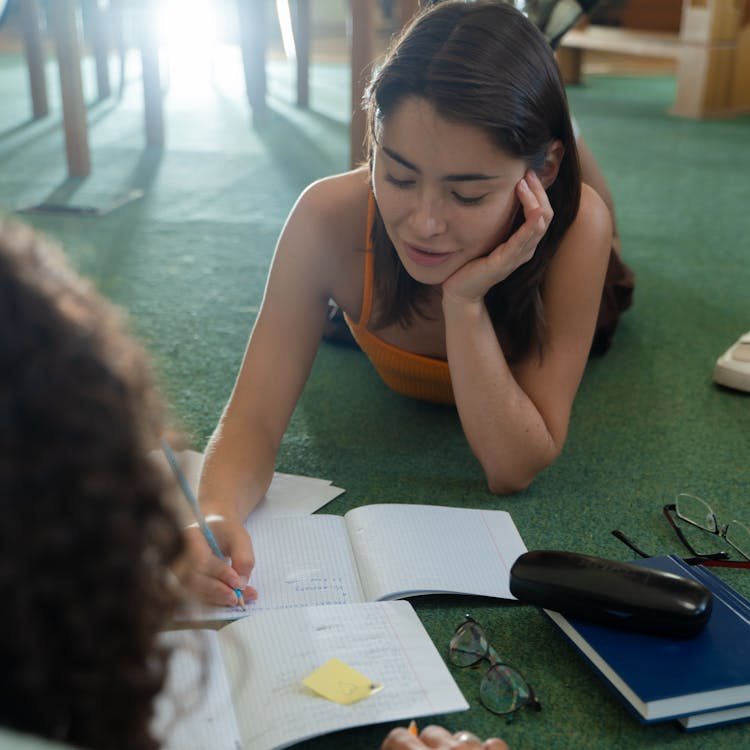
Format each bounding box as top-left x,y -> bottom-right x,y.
449,619 -> 490,667
480,663 -> 536,714
675,494 -> 750,560
448,618 -> 539,716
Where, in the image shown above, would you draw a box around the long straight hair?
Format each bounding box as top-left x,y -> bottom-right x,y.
365,0 -> 581,360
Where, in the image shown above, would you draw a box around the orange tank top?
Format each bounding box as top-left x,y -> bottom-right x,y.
343,195 -> 454,405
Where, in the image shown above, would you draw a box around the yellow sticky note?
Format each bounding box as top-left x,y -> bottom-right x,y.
302,658 -> 383,705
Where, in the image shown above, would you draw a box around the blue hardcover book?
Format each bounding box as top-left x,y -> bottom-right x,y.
543,555 -> 750,726
677,701 -> 750,731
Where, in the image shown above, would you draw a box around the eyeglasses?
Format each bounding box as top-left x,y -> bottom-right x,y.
664,493 -> 750,563
612,493 -> 750,569
448,615 -> 541,722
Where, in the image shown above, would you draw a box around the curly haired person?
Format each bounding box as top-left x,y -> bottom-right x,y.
0,218 -> 184,750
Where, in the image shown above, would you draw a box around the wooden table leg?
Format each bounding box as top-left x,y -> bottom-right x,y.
238,0 -> 267,127
20,0 -> 48,119
292,0 -> 310,108
82,0 -> 111,101
556,45 -> 584,84
398,0 -> 421,27
48,0 -> 91,177
349,0 -> 373,168
134,3 -> 164,147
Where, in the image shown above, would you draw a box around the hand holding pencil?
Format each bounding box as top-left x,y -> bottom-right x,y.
162,440 -> 258,608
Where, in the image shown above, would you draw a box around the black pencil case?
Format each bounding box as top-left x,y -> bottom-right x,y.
509,550 -> 713,637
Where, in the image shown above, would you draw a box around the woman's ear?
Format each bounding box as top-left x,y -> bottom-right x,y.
537,140 -> 565,188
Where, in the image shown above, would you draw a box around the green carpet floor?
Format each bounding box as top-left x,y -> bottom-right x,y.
2,48 -> 750,750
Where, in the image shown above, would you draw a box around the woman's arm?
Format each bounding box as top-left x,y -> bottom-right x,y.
443,181 -> 611,493
187,176 -> 359,604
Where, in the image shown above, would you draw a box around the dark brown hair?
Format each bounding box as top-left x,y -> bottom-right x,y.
366,0 -> 581,359
0,219 -> 184,749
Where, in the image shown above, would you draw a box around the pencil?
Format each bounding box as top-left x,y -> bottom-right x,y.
408,720 -> 418,736
161,439 -> 246,610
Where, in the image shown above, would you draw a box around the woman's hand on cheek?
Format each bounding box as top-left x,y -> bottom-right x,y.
442,170 -> 552,306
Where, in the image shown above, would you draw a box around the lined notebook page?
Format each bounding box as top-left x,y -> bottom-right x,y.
245,515 -> 366,610
154,630 -> 242,750
344,504 -> 527,601
188,515 -> 367,621
220,601 -> 468,750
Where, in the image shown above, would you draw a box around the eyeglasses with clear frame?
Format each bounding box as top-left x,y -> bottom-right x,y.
613,493 -> 750,569
448,615 -> 541,722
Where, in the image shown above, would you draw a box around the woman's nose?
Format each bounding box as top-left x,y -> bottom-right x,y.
409,195 -> 447,238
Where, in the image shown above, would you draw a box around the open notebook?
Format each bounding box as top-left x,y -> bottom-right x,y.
154,601 -> 469,750
184,503 -> 527,621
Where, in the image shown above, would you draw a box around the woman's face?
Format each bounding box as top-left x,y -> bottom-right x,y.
372,97 -> 528,286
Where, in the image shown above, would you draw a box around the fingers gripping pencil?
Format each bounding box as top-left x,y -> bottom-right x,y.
161,439 -> 246,610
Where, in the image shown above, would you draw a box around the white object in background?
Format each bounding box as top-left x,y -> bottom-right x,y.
713,332 -> 750,393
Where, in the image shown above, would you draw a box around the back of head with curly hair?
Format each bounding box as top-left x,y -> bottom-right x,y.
0,219 -> 185,750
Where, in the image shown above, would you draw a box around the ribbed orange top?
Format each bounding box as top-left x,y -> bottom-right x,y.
344,196 -> 454,405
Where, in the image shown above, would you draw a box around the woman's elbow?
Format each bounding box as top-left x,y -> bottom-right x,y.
482,445 -> 562,496
485,472 -> 535,496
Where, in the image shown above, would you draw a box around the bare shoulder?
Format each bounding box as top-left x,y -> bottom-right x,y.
544,183 -> 612,298
561,183 -> 612,262
271,168 -> 371,308
294,168 -> 371,241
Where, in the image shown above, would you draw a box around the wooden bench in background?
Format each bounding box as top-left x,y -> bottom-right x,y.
558,0 -> 750,119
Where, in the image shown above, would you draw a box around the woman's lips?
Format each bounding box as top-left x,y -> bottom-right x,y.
403,242 -> 454,267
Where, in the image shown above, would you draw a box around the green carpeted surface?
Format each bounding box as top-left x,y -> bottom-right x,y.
2,49 -> 750,750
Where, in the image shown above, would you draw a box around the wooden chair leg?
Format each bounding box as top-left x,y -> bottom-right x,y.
291,0 -> 310,108
556,46 -> 584,84
398,0 -> 421,26
237,0 -> 267,127
48,0 -> 91,177
134,3 -> 164,147
82,0 -> 112,101
20,0 -> 48,119
350,0 -> 373,168
108,0 -> 127,98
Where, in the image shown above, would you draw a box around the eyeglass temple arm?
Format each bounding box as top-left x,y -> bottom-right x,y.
612,525 -> 730,564
611,529 -> 650,558
612,521 -> 750,568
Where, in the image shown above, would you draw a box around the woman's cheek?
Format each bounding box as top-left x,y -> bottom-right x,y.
482,199 -> 522,251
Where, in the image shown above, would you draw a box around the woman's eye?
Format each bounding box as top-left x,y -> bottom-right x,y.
452,191 -> 487,206
385,174 -> 414,188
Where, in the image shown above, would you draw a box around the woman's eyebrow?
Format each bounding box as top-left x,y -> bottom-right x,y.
443,171 -> 500,183
382,146 -> 418,172
381,146 -> 500,182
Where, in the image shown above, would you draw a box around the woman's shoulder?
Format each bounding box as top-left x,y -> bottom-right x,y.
572,182 -> 612,248
547,183 -> 611,280
285,168 -> 372,262
298,168 -> 371,222
552,182 -> 612,264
